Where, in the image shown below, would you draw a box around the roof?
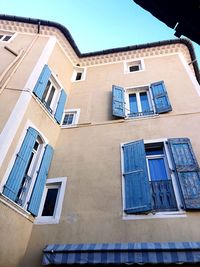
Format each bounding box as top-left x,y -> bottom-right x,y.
0,14 -> 199,84
133,0 -> 200,45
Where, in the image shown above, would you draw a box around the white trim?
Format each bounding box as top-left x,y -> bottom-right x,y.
0,36 -> 56,167
120,138 -> 186,220
178,53 -> 200,96
61,108 -> 80,127
71,66 -> 87,82
35,177 -> 67,224
124,84 -> 155,117
0,30 -> 16,43
124,58 -> 145,74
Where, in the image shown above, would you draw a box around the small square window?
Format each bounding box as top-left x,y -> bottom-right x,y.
124,59 -> 144,74
61,109 -> 80,127
72,67 -> 86,82
0,31 -> 14,42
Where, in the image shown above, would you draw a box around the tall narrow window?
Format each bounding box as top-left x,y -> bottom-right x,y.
145,144 -> 177,212
42,187 -> 59,216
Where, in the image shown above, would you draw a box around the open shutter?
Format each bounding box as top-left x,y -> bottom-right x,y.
54,89 -> 67,124
150,81 -> 172,114
3,127 -> 38,201
168,138 -> 200,210
28,144 -> 53,216
123,140 -> 152,214
112,85 -> 125,118
33,64 -> 51,99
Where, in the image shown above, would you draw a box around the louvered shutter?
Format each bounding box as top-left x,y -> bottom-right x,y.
33,64 -> 51,99
28,144 -> 53,216
123,140 -> 152,214
150,81 -> 172,113
112,85 -> 125,118
168,138 -> 200,210
3,127 -> 38,201
54,89 -> 67,124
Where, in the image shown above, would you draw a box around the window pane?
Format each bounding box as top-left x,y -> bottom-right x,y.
46,86 -> 55,108
148,158 -> 168,181
146,147 -> 164,156
42,80 -> 51,102
42,188 -> 58,216
129,94 -> 138,114
3,35 -> 11,41
140,92 -> 150,112
76,72 -> 82,80
129,65 -> 139,72
63,114 -> 74,125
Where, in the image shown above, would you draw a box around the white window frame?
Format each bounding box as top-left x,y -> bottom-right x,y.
125,85 -> 155,117
41,75 -> 62,115
124,59 -> 145,74
61,109 -> 80,128
0,30 -> 15,42
35,177 -> 67,224
121,138 -> 186,220
71,66 -> 86,82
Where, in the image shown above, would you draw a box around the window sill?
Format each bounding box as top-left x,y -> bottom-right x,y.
35,216 -> 60,224
0,193 -> 34,222
122,211 -> 187,220
125,113 -> 159,120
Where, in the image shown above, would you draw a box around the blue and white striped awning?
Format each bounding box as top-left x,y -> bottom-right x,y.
42,242 -> 200,265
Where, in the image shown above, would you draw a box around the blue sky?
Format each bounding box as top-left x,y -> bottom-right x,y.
1,0 -> 200,64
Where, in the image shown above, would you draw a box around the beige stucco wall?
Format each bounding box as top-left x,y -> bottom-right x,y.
0,197 -> 33,267
21,52 -> 200,266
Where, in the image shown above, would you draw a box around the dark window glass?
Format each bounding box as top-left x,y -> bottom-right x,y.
3,35 -> 11,41
42,188 -> 58,216
129,65 -> 140,72
76,72 -> 82,80
46,86 -> 55,108
63,114 -> 74,125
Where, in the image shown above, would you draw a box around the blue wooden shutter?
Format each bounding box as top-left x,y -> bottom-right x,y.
150,81 -> 172,113
3,127 -> 38,201
33,64 -> 51,99
112,85 -> 125,118
168,138 -> 200,210
123,140 -> 152,214
54,89 -> 67,124
28,144 -> 53,216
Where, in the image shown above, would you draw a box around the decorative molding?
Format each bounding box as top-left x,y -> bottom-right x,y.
0,20 -> 194,74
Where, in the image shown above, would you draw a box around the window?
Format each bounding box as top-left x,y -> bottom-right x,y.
112,81 -> 172,118
61,109 -> 80,127
122,138 -> 200,216
126,88 -> 154,117
33,65 -> 67,124
0,31 -> 14,42
72,66 -> 86,82
124,59 -> 144,74
2,127 -> 54,217
35,177 -> 67,224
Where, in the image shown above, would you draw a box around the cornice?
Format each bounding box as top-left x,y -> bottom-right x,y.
0,14 -> 199,83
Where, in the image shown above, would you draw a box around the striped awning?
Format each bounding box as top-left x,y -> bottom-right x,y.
42,242 -> 200,265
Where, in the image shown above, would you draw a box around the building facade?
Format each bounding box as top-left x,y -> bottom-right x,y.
0,15 -> 200,267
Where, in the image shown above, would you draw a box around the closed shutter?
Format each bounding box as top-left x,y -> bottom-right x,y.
123,140 -> 152,214
150,81 -> 172,113
112,85 -> 125,118
3,127 -> 38,201
33,64 -> 51,99
54,89 -> 67,124
28,144 -> 53,216
168,138 -> 200,210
